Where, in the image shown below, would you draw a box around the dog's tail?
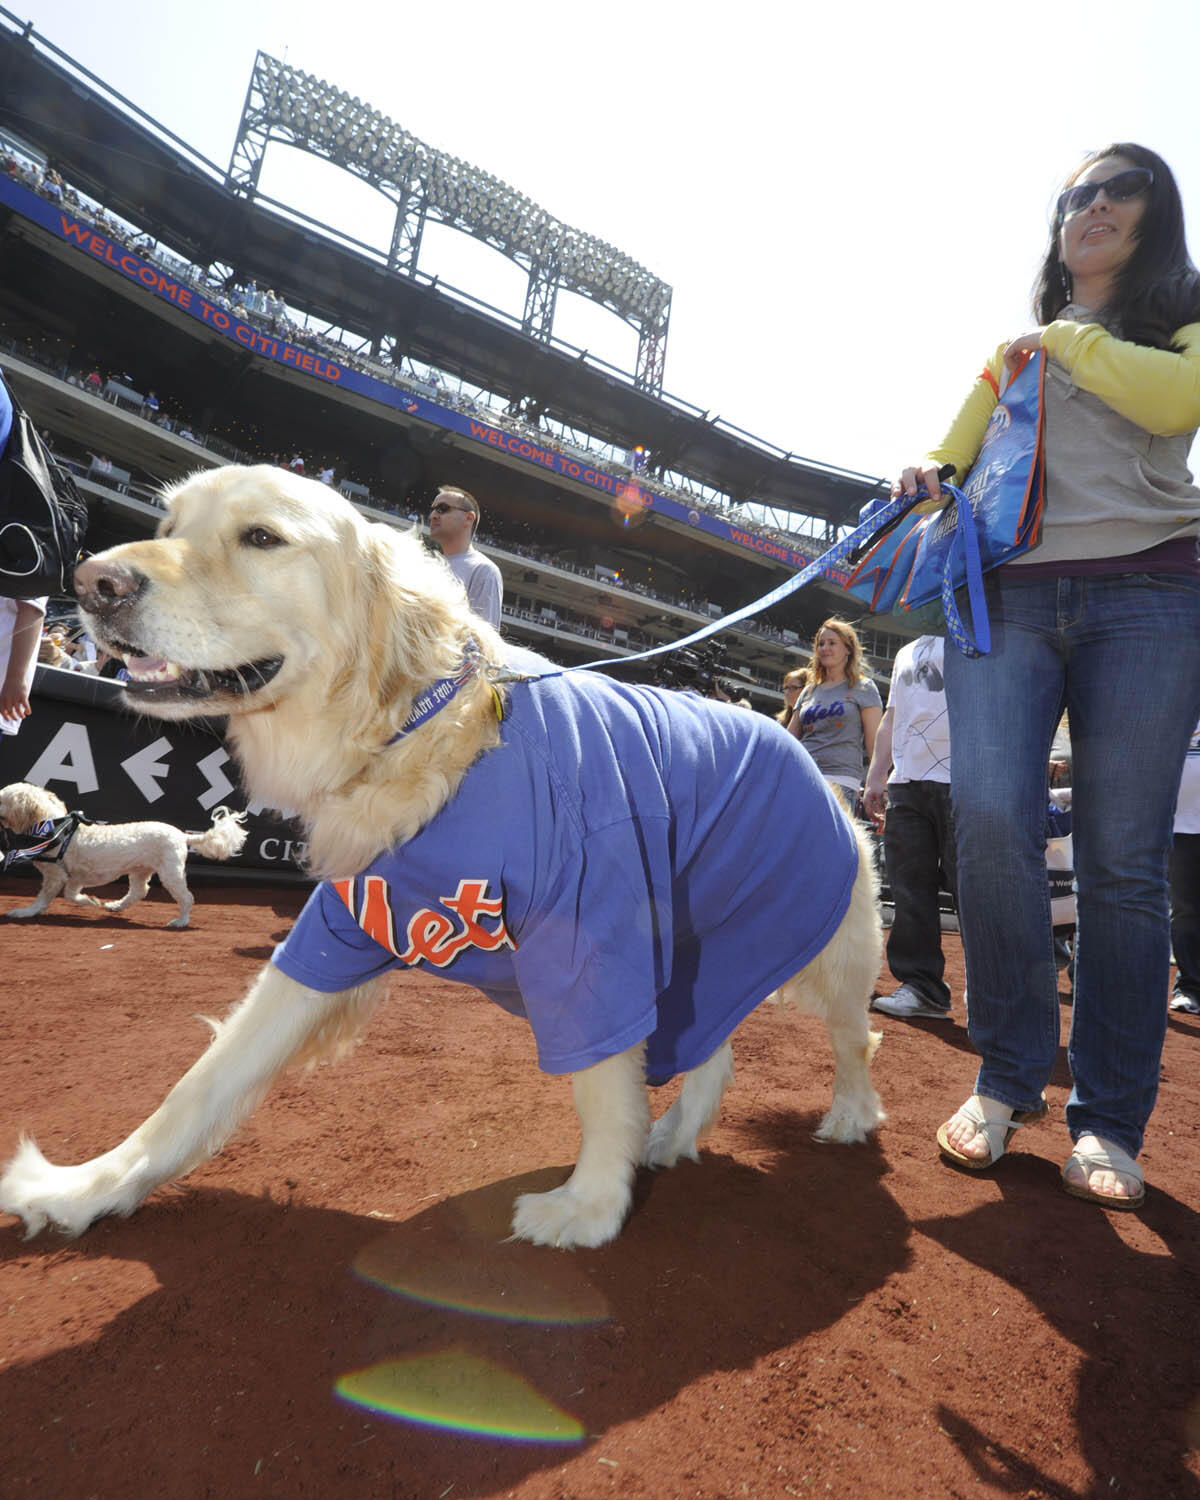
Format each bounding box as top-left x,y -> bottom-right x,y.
186,807 -> 250,861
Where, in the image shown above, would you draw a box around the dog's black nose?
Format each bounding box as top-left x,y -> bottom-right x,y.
73,558 -> 147,607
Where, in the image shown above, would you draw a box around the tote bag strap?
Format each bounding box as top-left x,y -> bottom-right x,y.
937,483 -> 990,658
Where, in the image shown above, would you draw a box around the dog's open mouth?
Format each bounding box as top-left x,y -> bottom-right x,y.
112,642 -> 284,702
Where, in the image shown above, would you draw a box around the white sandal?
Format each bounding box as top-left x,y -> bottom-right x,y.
937,1093 -> 1048,1170
1062,1137 -> 1145,1210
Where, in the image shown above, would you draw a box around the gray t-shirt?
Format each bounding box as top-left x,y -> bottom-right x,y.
1010,304 -> 1200,565
446,546 -> 503,628
790,677 -> 882,787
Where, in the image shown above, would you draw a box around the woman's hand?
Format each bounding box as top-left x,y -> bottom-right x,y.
1003,330 -> 1044,372
890,463 -> 945,502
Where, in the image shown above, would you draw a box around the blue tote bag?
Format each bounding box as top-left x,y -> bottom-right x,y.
842,352 -> 1046,653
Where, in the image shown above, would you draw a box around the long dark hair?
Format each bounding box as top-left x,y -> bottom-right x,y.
1033,143 -> 1200,350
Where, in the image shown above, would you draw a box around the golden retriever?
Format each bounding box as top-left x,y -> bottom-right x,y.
0,465 -> 883,1248
0,781 -> 247,926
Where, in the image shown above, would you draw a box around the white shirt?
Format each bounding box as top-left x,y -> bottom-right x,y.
0,595 -> 47,734
886,636 -> 951,785
1175,720 -> 1200,834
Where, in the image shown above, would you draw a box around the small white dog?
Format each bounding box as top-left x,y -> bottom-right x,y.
0,781 -> 248,928
0,466 -> 883,1249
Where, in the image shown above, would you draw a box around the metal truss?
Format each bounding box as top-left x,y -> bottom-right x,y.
522,263 -> 559,342
224,51 -> 672,387
225,55 -> 273,196
387,189 -> 426,277
372,333 -> 400,365
635,303 -> 671,395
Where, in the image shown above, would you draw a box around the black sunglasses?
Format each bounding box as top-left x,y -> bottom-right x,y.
430,501 -> 469,515
1057,167 -> 1153,220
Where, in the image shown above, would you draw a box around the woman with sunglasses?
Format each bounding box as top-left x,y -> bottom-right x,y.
893,143 -> 1200,1208
776,665 -> 809,726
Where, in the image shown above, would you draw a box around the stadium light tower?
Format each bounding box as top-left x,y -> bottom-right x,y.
226,52 -> 673,391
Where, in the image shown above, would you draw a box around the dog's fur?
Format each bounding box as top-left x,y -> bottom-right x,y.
0,782 -> 248,927
0,465 -> 883,1248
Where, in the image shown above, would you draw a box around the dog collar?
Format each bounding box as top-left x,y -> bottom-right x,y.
386,640 -> 503,746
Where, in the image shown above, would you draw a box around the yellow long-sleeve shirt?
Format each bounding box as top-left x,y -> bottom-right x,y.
927,319 -> 1200,564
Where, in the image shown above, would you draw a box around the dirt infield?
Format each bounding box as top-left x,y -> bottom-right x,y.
1,878 -> 1198,1500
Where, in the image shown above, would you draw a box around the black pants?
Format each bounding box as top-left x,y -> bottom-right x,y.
1169,831 -> 1200,1000
884,780 -> 957,1010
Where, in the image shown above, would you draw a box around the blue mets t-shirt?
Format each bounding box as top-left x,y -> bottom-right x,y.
273,659 -> 860,1084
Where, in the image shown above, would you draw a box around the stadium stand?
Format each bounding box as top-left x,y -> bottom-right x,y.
0,20 -> 917,714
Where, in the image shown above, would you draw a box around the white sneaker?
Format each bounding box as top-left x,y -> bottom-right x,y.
872,983 -> 953,1020
1169,991 -> 1200,1014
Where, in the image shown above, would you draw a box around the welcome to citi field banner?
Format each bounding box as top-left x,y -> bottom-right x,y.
0,175 -> 817,574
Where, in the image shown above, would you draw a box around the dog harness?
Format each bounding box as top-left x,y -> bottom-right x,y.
0,811 -> 90,874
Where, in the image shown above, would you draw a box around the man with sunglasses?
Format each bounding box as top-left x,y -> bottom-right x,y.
429,486 -> 503,628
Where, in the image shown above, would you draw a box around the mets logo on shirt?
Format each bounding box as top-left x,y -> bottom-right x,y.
333,875 -> 515,967
800,700 -> 846,732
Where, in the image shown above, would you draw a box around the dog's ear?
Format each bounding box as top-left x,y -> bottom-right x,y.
348,525 -> 466,731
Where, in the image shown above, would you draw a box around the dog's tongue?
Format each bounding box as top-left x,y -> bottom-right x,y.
125,655 -> 182,683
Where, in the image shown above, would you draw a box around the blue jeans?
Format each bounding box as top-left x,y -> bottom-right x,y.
945,571 -> 1200,1156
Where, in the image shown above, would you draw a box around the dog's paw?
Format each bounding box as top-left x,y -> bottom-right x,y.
0,1137 -> 144,1239
813,1093 -> 886,1145
0,1137 -> 73,1238
4,906 -> 39,920
0,1138 -> 52,1237
510,1184 -> 629,1250
642,1111 -> 700,1170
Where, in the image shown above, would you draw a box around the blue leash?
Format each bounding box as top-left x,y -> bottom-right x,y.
400,482 -> 991,729
560,480 -> 989,675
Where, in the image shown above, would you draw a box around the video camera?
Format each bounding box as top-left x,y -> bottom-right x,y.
653,641 -> 731,696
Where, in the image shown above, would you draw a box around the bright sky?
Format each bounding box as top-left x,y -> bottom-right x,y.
26,0 -> 1200,486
